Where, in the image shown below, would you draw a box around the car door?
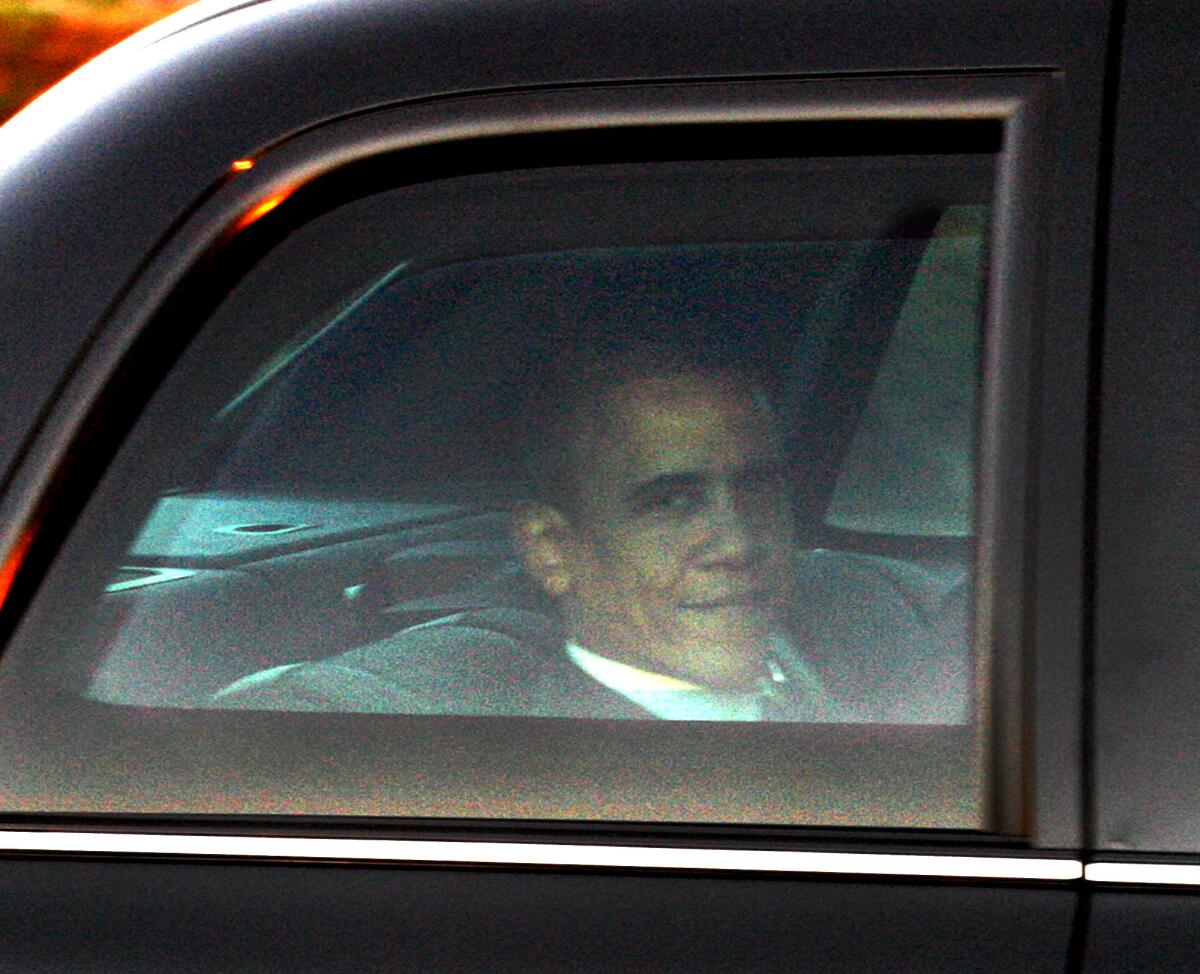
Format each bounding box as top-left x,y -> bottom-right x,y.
1083,0 -> 1200,967
0,0 -> 1118,969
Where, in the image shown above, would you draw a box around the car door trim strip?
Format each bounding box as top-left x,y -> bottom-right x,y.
1084,863 -> 1200,886
0,830 -> 1083,880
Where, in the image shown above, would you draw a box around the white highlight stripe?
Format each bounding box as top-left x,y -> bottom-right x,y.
0,831 -> 1081,881
1085,863 -> 1200,887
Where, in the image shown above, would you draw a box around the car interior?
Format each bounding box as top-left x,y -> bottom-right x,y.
84,215 -> 983,724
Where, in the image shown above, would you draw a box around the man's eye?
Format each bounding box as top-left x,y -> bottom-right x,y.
643,487 -> 703,517
739,466 -> 785,495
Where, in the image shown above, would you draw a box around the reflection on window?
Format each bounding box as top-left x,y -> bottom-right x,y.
825,206 -> 985,537
90,233 -> 983,726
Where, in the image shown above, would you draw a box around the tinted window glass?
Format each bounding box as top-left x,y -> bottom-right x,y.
0,151 -> 998,826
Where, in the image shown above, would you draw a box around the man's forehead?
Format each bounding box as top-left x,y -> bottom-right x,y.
581,372 -> 781,478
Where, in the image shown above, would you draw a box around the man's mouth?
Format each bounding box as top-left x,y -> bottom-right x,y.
680,592 -> 767,611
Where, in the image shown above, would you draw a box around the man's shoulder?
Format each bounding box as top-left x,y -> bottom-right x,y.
788,549 -> 972,723
214,610 -> 647,718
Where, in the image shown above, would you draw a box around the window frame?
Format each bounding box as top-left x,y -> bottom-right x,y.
0,74 -> 1055,838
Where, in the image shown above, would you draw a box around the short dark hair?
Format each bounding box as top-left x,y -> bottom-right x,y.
518,337 -> 775,516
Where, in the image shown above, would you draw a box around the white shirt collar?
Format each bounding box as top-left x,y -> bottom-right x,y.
564,642 -> 784,721
564,638 -> 838,722
565,643 -> 704,692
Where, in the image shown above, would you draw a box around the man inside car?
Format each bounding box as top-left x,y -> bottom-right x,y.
214,343 -> 839,720
508,345 -> 838,720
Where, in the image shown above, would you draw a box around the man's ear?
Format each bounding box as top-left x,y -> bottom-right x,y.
511,502 -> 575,597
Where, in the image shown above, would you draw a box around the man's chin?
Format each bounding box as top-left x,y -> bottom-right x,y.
678,603 -> 776,639
671,618 -> 777,689
676,645 -> 774,692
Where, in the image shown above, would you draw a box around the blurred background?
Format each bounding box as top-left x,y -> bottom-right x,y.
1,0 -> 193,122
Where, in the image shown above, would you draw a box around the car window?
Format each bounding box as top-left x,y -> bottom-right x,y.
0,142 -> 1005,827
825,205 -> 985,537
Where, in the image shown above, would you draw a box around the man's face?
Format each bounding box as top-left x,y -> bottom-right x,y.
554,372 -> 794,692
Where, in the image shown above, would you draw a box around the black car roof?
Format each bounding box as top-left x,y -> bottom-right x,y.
0,0 -> 1100,488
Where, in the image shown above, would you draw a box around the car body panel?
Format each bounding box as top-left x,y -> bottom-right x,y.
4,0 -> 1198,968
0,0 -> 1109,489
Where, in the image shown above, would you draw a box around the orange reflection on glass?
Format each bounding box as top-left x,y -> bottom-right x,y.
0,525 -> 36,614
230,159 -> 255,172
233,187 -> 295,232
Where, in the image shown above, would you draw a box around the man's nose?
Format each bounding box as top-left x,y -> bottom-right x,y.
697,488 -> 761,567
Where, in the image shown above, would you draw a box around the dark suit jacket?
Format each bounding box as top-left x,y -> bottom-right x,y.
214,608 -> 833,719
215,609 -> 657,718
214,550 -> 973,723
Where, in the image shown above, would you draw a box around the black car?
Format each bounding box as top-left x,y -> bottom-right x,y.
0,0 -> 1196,969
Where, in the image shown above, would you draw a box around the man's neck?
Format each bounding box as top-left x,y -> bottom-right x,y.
565,643 -> 705,692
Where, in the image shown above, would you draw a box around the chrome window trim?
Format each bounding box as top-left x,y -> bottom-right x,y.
1084,863 -> 1200,887
10,830 -> 1200,889
0,73 -> 1052,833
0,830 -> 1082,881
